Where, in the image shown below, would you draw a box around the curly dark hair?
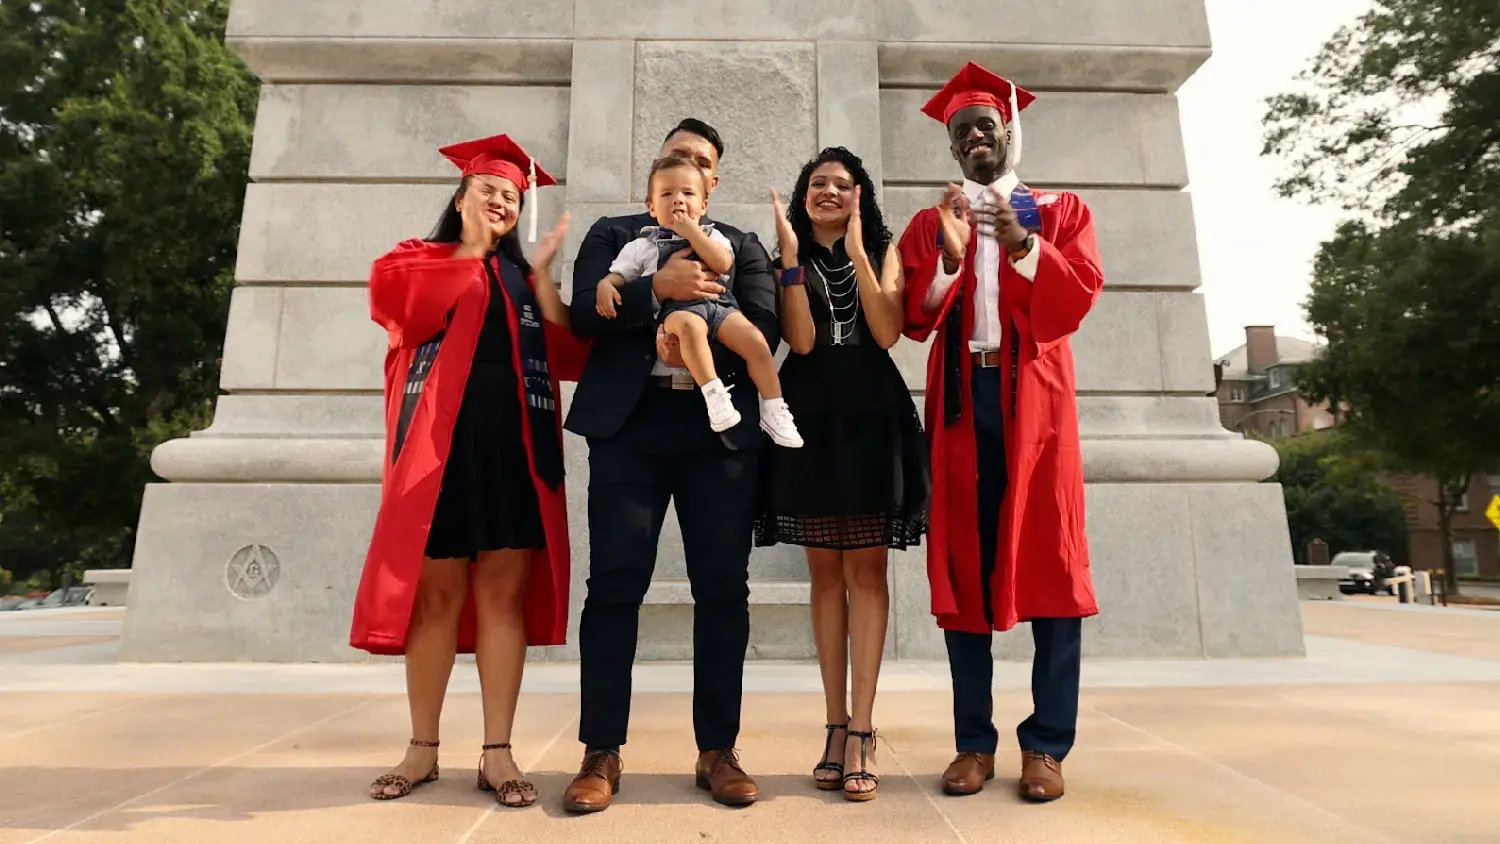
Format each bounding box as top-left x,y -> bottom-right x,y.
425,176 -> 532,276
781,146 -> 891,268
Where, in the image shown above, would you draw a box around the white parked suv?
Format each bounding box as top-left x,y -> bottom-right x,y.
1332,550 -> 1397,595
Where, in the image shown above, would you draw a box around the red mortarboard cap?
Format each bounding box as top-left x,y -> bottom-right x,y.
920,62 -> 1036,127
438,134 -> 557,192
438,134 -> 557,241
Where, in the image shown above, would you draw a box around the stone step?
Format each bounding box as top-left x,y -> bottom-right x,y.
636,579 -> 814,661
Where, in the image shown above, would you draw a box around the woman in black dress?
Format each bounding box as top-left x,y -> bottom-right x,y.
758,147 -> 929,801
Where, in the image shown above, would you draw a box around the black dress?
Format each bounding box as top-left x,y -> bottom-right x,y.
424,260 -> 546,560
756,238 -> 930,550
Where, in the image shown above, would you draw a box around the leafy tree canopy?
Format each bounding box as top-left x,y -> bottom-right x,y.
0,0 -> 257,586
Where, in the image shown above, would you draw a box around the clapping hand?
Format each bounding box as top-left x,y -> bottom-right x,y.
532,212 -> 571,275
936,183 -> 971,264
845,185 -> 866,260
770,188 -> 798,266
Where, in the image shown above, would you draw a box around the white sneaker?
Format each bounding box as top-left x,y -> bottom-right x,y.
759,397 -> 803,448
702,380 -> 742,432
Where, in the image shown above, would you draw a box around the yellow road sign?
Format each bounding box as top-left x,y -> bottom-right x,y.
1486,494 -> 1500,532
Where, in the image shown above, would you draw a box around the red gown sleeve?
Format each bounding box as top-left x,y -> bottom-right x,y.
899,208 -> 961,342
368,239 -> 484,349
1027,194 -> 1105,353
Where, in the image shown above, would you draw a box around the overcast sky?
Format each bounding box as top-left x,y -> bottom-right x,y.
1180,0 -> 1374,356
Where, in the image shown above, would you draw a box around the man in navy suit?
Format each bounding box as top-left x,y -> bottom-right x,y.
562,119 -> 777,812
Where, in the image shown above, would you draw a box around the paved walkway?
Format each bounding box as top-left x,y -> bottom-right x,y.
3,601 -> 1499,843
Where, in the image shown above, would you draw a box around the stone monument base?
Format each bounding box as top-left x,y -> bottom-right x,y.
121,464 -> 1302,663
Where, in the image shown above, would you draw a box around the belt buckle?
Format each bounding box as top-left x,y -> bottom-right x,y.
668,372 -> 695,391
973,350 -> 1001,369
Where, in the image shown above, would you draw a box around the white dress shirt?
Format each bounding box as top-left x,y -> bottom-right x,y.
922,172 -> 1042,352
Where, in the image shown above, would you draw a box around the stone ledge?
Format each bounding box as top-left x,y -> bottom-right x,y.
228,37 -> 573,84
149,434 -> 1276,484
151,437 -> 385,483
644,579 -> 811,605
1085,438 -> 1277,483
878,42 -> 1210,93
82,570 -> 131,608
202,395 -> 386,438
198,393 -> 1231,443
1296,565 -> 1349,601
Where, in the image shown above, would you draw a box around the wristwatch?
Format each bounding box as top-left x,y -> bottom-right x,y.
779,267 -> 805,287
1009,234 -> 1036,262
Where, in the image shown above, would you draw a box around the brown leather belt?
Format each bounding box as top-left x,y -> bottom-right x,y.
651,373 -> 698,391
971,350 -> 1004,369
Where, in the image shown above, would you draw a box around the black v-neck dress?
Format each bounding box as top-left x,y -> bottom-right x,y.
756,239 -> 929,550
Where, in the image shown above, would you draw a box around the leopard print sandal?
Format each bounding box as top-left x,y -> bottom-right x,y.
369,739 -> 440,800
477,742 -> 537,808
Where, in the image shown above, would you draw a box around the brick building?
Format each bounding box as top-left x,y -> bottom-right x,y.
1212,325 -> 1499,579
1385,473 -> 1500,579
1213,325 -> 1335,438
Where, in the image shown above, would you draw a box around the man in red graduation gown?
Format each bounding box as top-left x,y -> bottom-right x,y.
898,62 -> 1105,802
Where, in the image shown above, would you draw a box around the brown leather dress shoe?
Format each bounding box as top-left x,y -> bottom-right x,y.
695,748 -> 758,806
563,750 -> 622,813
941,752 -> 995,796
1019,750 -> 1064,802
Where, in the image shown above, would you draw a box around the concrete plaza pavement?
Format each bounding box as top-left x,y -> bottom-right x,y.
3,600 -> 1500,843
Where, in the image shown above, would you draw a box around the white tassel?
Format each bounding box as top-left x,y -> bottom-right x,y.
1005,85 -> 1024,171
528,156 -> 540,242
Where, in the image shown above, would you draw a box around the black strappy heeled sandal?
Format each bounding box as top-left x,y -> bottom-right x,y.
813,723 -> 848,791
843,730 -> 879,802
369,739 -> 440,800
478,742 -> 537,808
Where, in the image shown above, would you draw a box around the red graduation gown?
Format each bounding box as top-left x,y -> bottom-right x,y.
898,191 -> 1104,634
350,239 -> 587,654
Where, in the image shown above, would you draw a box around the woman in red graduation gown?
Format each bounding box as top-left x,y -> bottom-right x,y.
352,134 -> 585,808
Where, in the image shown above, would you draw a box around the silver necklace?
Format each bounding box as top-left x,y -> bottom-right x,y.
810,254 -> 860,345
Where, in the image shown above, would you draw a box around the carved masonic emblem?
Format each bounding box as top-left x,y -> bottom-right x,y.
226,544 -> 282,600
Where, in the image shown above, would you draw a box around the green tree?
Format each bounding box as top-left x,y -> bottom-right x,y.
1263,1 -> 1500,592
1273,432 -> 1409,565
0,1 -> 257,581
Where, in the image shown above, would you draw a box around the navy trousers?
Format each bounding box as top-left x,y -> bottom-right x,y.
943,365 -> 1082,760
578,386 -> 757,752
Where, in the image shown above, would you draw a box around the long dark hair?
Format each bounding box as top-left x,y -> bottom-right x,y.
782,147 -> 891,268
425,176 -> 532,276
